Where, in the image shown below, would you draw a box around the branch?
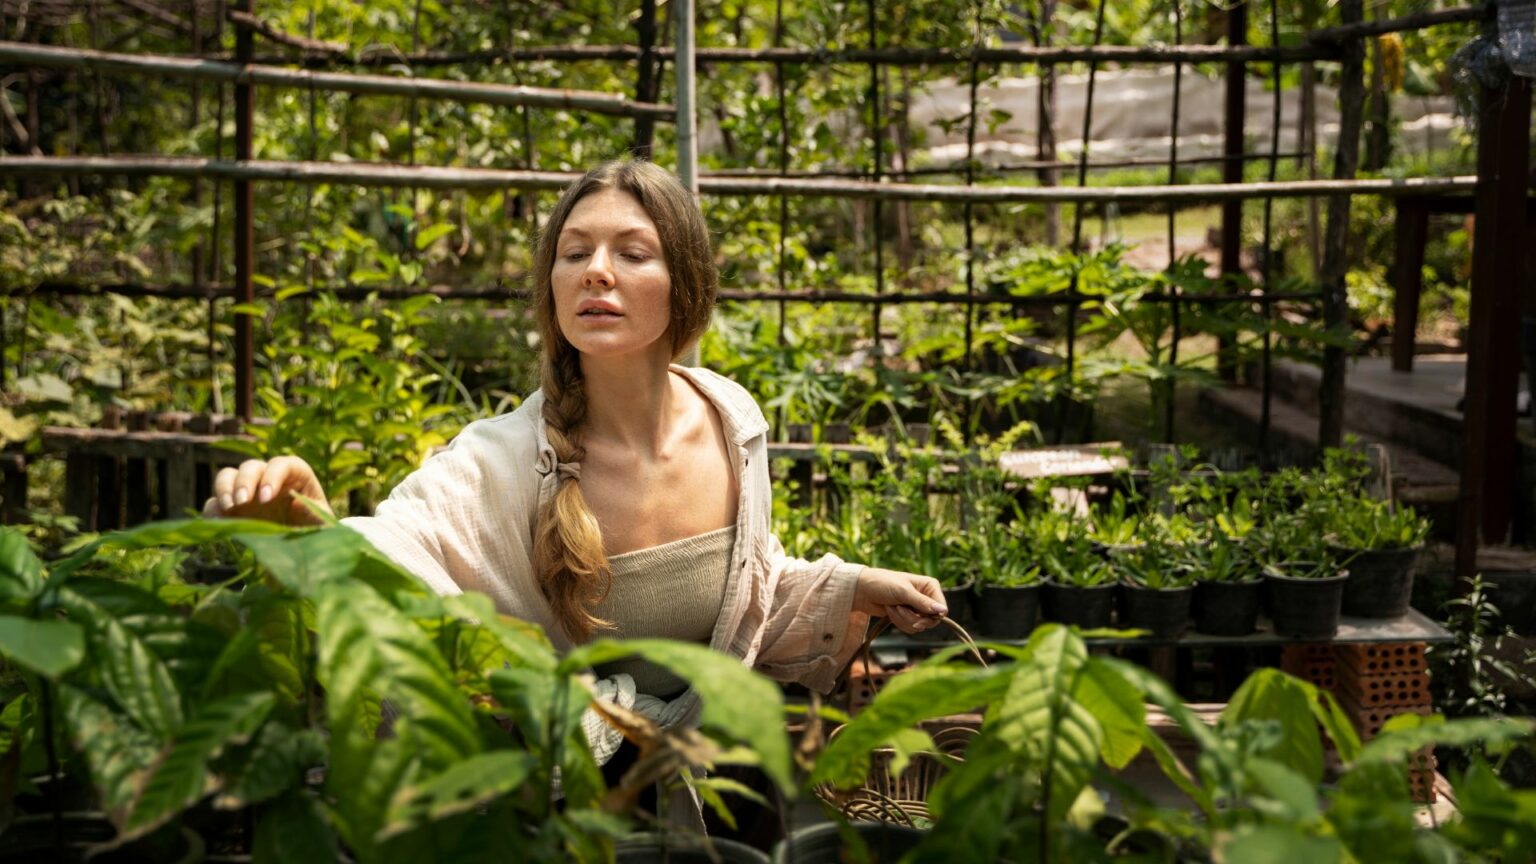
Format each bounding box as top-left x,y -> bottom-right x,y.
225,9 -> 346,56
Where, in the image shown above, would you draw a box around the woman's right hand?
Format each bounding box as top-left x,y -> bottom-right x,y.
202,456 -> 333,526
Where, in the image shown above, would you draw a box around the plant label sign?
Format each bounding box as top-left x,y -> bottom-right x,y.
998,444 -> 1128,479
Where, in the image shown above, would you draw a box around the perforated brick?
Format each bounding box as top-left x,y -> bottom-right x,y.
1334,643 -> 1427,675
1281,643 -> 1338,691
1338,694 -> 1432,740
1337,669 -> 1432,710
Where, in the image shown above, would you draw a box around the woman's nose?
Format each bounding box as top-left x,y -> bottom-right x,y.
583,247 -> 614,287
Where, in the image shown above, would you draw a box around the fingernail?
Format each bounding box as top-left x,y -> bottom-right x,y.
219,495 -> 233,511
258,485 -> 273,504
234,488 -> 249,505
931,605 -> 947,616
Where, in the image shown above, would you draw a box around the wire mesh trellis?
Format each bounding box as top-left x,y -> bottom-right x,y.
0,0 -> 1485,451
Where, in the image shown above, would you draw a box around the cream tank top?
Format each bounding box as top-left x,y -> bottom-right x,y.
590,524 -> 735,699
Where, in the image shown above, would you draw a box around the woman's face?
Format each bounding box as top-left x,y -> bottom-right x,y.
551,187 -> 673,363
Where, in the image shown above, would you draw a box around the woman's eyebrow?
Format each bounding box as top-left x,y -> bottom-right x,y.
559,225 -> 657,241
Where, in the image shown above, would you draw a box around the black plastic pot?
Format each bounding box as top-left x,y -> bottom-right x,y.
1117,582 -> 1192,639
1265,566 -> 1349,639
771,822 -> 927,864
971,582 -> 1041,639
618,833 -> 769,864
1194,578 -> 1263,636
1331,544 -> 1420,619
1042,580 -> 1116,629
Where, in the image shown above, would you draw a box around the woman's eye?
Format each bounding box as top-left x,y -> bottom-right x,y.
563,251 -> 587,261
623,251 -> 650,262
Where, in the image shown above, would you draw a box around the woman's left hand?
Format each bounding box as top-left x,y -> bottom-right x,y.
853,568 -> 948,634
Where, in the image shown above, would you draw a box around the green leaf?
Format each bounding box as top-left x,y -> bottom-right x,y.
1248,757 -> 1321,823
220,723 -> 325,809
238,527 -> 427,599
0,615 -> 84,677
1072,658 -> 1144,769
1358,714 -> 1534,766
315,579 -> 479,859
1221,668 -> 1325,783
562,638 -> 795,793
379,750 -> 537,841
58,586 -> 186,739
987,625 -> 1102,830
124,692 -> 276,837
413,223 -> 455,251
0,528 -> 43,601
810,659 -> 1010,789
439,593 -> 556,673
1221,824 -> 1346,863
59,685 -> 161,826
253,789 -> 340,864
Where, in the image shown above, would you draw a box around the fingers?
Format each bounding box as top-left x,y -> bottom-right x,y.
231,459 -> 267,509
887,604 -> 931,635
902,576 -> 948,617
211,465 -> 241,514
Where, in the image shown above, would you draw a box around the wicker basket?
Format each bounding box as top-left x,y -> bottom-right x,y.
816,617 -> 987,825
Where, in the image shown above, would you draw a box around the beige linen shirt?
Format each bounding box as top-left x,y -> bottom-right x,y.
341,364 -> 870,693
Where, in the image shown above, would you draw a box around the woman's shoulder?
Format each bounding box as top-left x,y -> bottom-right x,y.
439,393 -> 548,467
671,365 -> 768,442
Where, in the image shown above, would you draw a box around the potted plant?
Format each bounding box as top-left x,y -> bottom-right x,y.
1034,513 -> 1119,629
1110,529 -> 1195,640
1256,516 -> 1350,639
1322,496 -> 1429,619
971,558 -> 1044,640
1188,531 -> 1264,637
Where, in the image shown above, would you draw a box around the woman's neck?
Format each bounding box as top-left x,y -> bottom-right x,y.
579,352 -> 683,457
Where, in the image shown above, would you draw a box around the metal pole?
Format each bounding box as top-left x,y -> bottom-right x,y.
233,0 -> 254,420
1318,0 -> 1366,449
674,0 -> 698,366
673,0 -> 697,193
1217,0 -> 1247,383
632,0 -> 658,158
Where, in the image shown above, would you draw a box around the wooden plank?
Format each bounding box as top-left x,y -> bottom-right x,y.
0,454 -> 27,525
1456,72 -> 1532,585
160,443 -> 198,519
63,453 -> 98,531
94,455 -> 123,530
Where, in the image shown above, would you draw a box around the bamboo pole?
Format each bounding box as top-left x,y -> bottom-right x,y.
0,40 -> 678,119
0,155 -> 1478,202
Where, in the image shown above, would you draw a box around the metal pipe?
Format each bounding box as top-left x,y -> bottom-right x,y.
0,155 -> 1479,202
232,0 -> 254,420
674,0 -> 697,192
0,40 -> 678,120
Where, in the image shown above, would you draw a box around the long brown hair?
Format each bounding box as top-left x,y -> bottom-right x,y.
531,159 -> 718,643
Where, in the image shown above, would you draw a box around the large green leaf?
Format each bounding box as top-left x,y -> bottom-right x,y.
562,638 -> 794,793
253,789 -> 340,864
914,736 -> 1026,863
809,660 -> 1011,789
124,691 -> 276,837
314,579 -> 479,861
315,580 -> 479,769
1442,759 -> 1536,862
986,626 -> 1102,831
59,685 -> 161,826
1072,658 -> 1144,770
1220,824 -> 1346,863
378,750 -> 538,841
219,722 -> 326,809
440,593 -> 556,673
58,586 -> 185,739
1221,668 -> 1325,784
0,615 -> 84,678
0,528 -> 43,602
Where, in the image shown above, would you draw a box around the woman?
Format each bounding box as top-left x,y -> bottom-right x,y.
203,159 -> 947,838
